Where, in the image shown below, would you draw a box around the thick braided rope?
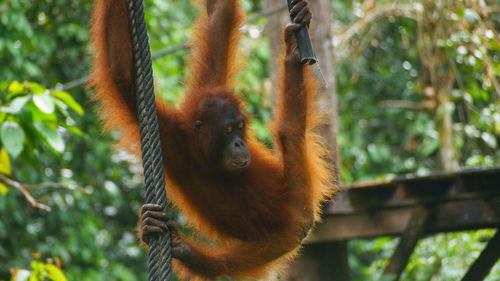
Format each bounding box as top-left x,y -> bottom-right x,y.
125,0 -> 172,280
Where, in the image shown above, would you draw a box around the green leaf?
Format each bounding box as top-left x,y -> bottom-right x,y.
53,99 -> 70,118
0,149 -> 11,175
481,132 -> 497,148
52,91 -> 84,115
59,123 -> 83,136
27,103 -> 57,123
8,81 -> 24,94
0,121 -> 25,158
33,92 -> 55,114
28,82 -> 45,94
34,122 -> 65,152
0,95 -> 31,114
45,264 -> 69,281
0,183 -> 8,195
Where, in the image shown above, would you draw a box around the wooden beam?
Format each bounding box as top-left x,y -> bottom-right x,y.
461,229 -> 500,281
342,167 -> 500,190
308,197 -> 500,242
327,167 -> 500,215
316,199 -> 498,241
382,206 -> 431,281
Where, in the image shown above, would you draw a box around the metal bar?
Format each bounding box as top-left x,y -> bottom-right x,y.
285,0 -> 318,65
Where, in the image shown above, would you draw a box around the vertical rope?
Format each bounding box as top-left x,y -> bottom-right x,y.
125,0 -> 172,280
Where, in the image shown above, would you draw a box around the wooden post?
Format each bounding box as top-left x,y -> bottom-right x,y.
285,241 -> 350,281
262,0 -> 288,112
309,0 -> 340,179
461,229 -> 500,281
328,241 -> 350,281
382,206 -> 432,281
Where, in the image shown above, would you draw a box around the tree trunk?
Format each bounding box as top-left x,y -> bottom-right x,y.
436,84 -> 458,171
417,0 -> 459,171
309,0 -> 340,179
263,0 -> 288,111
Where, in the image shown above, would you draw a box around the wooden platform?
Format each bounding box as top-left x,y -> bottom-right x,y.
308,167 -> 500,243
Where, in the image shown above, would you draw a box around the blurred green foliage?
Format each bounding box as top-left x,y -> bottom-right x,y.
335,10 -> 499,181
332,0 -> 499,280
349,230 -> 499,281
0,0 -> 498,280
1,0 -> 147,280
10,260 -> 68,281
0,81 -> 83,161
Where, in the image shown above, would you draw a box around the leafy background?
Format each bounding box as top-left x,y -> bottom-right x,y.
0,0 -> 498,280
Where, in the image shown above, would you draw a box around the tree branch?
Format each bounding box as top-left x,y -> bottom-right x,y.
378,100 -> 428,111
0,173 -> 91,211
335,3 -> 421,49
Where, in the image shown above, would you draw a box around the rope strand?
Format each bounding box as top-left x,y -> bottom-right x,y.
125,0 -> 172,280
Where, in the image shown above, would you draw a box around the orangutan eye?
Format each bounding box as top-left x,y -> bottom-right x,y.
237,121 -> 244,130
195,120 -> 203,130
225,125 -> 233,134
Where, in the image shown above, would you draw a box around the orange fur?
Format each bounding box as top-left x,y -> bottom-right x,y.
89,0 -> 335,280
